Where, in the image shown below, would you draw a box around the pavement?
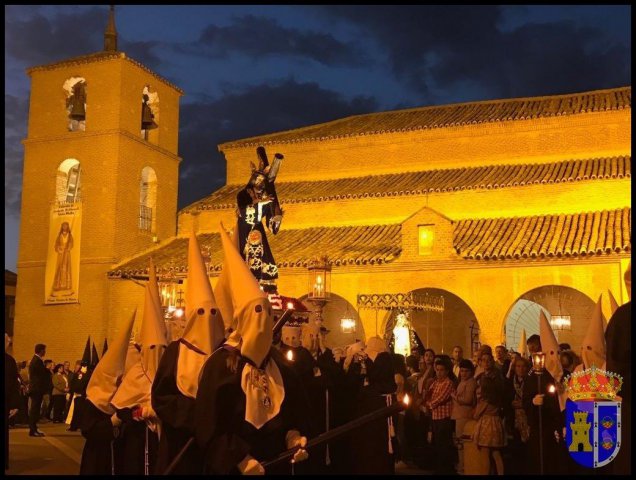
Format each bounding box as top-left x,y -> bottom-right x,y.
6,422 -> 83,475
6,421 -> 431,475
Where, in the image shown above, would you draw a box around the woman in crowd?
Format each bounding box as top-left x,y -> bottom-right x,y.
451,358 -> 477,474
51,364 -> 69,423
473,375 -> 506,475
503,355 -> 530,474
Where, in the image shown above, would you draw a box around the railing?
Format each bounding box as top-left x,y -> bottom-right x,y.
139,204 -> 153,232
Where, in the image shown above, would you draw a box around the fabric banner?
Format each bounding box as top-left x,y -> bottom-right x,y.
45,202 -> 82,304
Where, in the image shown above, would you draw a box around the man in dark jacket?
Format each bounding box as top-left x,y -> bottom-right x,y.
28,343 -> 48,437
5,334 -> 21,469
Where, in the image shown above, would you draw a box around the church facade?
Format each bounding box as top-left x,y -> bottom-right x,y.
13,18 -> 631,361
110,85 -> 631,356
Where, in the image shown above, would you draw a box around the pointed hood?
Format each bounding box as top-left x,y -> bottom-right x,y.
82,336 -> 91,365
581,295 -> 606,369
86,310 -> 136,414
281,325 -> 301,348
219,223 -> 271,368
214,255 -> 235,332
148,258 -> 166,333
182,228 -> 224,353
517,329 -> 528,357
110,343 -> 147,410
538,310 -> 563,382
176,230 -> 225,398
607,290 -> 620,316
102,338 -> 109,357
140,260 -> 168,380
366,336 -> 388,362
91,343 -> 100,368
301,322 -> 321,354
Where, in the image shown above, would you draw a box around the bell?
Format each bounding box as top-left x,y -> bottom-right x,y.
141,95 -> 158,130
69,84 -> 86,121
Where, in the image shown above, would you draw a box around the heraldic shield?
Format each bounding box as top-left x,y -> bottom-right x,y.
565,366 -> 623,469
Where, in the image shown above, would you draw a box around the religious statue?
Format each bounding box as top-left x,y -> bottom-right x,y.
236,146 -> 284,292
51,221 -> 74,296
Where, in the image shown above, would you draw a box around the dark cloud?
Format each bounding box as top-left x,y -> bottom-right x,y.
119,39 -> 165,72
177,79 -> 378,209
184,14 -> 367,67
312,5 -> 631,101
5,95 -> 29,216
5,7 -> 106,66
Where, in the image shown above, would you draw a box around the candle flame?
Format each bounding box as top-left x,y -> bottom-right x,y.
286,350 -> 294,361
548,384 -> 556,394
403,393 -> 410,406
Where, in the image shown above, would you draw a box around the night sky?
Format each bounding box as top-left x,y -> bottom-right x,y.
4,5 -> 631,272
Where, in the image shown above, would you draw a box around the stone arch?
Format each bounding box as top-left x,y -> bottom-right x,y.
56,158 -> 82,203
502,285 -> 595,352
298,292 -> 365,349
139,166 -> 157,233
381,288 -> 480,356
63,77 -> 86,132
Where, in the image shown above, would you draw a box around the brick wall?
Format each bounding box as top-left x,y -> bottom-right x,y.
222,109 -> 630,185
14,57 -> 182,362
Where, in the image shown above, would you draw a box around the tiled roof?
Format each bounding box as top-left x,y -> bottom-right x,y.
220,87 -> 631,149
109,224 -> 402,277
27,51 -> 184,95
110,207 -> 631,277
185,156 -> 631,212
455,207 -> 631,260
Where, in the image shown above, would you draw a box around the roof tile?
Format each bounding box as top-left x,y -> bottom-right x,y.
186,156 -> 630,212
455,208 -> 631,260
220,87 -> 631,149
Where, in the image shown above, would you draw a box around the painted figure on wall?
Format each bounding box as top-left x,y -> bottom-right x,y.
51,222 -> 74,296
236,146 -> 284,293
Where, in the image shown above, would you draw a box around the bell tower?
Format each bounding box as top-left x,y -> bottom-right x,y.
14,6 -> 184,362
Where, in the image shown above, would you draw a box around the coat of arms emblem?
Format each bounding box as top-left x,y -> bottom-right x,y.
564,365 -> 623,468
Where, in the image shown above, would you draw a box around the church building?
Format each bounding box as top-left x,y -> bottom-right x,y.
13,9 -> 631,362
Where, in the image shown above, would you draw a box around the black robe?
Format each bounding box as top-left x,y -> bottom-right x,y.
69,370 -> 91,431
195,346 -> 310,475
348,352 -> 397,475
151,340 -> 203,475
280,345 -> 343,473
605,301 -> 631,475
79,400 -> 119,475
522,369 -> 563,474
115,407 -> 159,475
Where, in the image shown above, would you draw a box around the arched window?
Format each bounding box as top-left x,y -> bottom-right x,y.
56,159 -> 82,204
64,77 -> 86,132
139,167 -> 157,233
141,85 -> 159,141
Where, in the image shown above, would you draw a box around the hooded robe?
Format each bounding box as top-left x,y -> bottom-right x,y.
152,231 -> 224,475
80,312 -> 136,475
348,344 -> 397,475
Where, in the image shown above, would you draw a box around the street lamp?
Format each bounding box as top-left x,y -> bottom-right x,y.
307,256 -> 331,326
532,351 -> 546,475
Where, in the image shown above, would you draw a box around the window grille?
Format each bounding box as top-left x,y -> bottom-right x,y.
139,204 -> 153,232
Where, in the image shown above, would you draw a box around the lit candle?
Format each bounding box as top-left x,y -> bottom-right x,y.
548,384 -> 556,394
286,350 -> 294,361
